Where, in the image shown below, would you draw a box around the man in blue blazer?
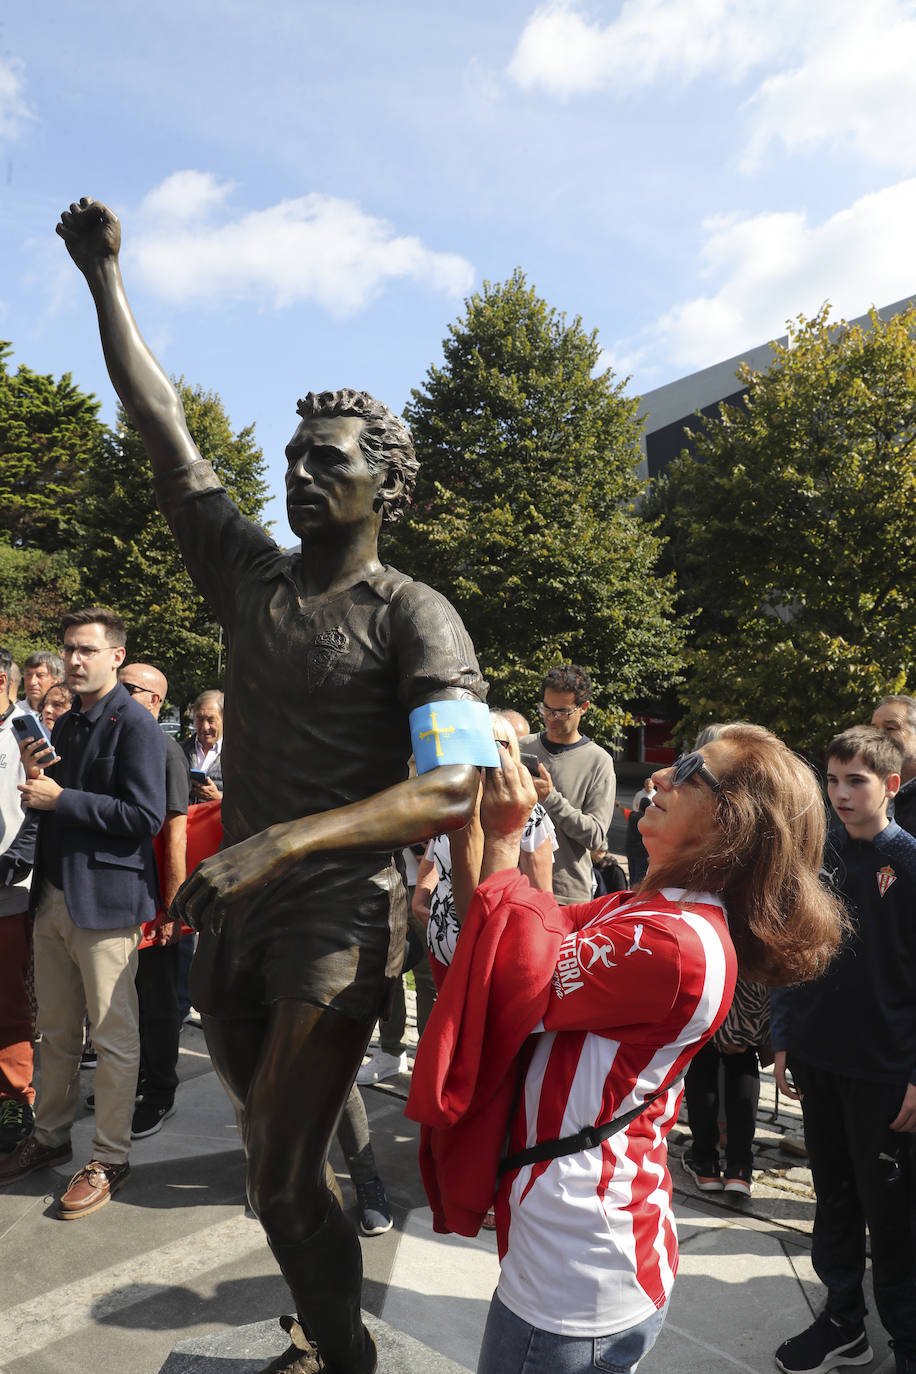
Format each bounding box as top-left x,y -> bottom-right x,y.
0,607 -> 165,1218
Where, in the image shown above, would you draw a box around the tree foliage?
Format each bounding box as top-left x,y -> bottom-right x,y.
0,339 -> 271,709
78,381 -> 271,709
0,542 -> 82,665
382,270 -> 683,741
645,305 -> 916,751
0,341 -> 108,552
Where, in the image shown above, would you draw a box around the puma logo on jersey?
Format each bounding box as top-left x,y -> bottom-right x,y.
625,923 -> 652,957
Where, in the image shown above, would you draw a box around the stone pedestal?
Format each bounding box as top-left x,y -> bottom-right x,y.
158,1312 -> 470,1373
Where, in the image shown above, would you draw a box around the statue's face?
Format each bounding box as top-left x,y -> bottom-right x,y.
285,415 -> 382,541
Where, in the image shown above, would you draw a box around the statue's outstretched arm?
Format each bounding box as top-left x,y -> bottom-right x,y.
57,198 -> 201,477
173,763 -> 481,936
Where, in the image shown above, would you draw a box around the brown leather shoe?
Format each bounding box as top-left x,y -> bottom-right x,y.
0,1135 -> 73,1186
58,1160 -> 130,1219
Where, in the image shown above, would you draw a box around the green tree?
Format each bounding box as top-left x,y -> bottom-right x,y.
0,542 -> 82,665
382,270 -> 683,741
79,381 -> 271,709
0,341 -> 108,551
645,304 -> 916,750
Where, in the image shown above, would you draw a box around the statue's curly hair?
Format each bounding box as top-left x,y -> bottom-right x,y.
295,389 -> 418,527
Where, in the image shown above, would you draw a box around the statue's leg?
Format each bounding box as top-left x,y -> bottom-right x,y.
204,1000 -> 377,1374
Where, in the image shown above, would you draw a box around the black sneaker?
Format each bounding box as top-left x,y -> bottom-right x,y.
0,1099 -> 34,1152
682,1151 -> 723,1191
355,1176 -> 393,1236
775,1309 -> 873,1372
131,1100 -> 176,1139
80,1044 -> 98,1070
723,1163 -> 753,1197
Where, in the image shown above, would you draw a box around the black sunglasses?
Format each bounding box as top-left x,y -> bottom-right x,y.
671,751 -> 721,794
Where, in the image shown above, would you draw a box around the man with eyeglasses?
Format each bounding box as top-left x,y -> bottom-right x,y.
872,694 -> 916,839
521,664 -> 616,904
0,608 -> 165,1218
119,663 -> 192,1139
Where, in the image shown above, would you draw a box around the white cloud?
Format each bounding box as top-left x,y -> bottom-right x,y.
139,170 -> 235,223
507,0 -> 808,97
130,173 -> 475,315
0,55 -> 33,141
508,0 -> 916,172
616,179 -> 916,378
741,4 -> 916,171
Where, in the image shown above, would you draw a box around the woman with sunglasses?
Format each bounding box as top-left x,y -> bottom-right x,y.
409,725 -> 846,1374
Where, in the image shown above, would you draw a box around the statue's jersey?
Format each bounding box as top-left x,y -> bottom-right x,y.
155,460 -> 485,1021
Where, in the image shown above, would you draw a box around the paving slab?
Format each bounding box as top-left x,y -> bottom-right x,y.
380,1207 -> 499,1371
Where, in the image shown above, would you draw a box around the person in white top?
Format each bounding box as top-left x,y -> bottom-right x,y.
180,689 -> 223,802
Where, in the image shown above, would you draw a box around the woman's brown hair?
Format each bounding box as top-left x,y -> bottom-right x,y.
636,724 -> 846,984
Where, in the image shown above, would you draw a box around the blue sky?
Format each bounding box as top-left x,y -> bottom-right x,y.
3,0 -> 916,531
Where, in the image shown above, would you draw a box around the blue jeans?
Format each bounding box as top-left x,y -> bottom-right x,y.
477,1292 -> 667,1374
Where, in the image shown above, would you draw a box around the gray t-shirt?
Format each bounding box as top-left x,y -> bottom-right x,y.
520,732 -> 616,904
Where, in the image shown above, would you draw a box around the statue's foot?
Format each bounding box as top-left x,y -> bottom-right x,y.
260,1316 -> 323,1373
261,1313 -> 377,1374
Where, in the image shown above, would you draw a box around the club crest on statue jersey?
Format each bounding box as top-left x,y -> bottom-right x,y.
306,628 -> 349,692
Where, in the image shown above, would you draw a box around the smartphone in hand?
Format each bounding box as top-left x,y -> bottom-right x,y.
11,714 -> 60,766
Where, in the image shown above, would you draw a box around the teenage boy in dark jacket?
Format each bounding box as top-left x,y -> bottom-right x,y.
772,726 -> 916,1374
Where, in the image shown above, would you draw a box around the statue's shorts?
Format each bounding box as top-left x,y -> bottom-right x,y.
189,851 -> 408,1025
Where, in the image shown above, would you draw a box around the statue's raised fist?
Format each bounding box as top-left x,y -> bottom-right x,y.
56,197 -> 121,271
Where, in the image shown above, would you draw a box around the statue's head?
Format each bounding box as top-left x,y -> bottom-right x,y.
295,390 -> 418,527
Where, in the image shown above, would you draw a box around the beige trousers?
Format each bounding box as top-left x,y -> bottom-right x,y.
33,882 -> 141,1163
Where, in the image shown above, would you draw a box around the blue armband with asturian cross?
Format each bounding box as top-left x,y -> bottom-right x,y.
409,700 -> 500,774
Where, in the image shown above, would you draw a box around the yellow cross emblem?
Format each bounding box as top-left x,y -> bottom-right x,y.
418,710 -> 455,759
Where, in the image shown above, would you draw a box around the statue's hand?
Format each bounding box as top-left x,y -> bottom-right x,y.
170,829 -> 289,936
56,198 -> 121,271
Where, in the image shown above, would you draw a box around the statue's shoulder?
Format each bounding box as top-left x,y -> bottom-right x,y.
375,568 -> 462,619
368,564 -> 415,601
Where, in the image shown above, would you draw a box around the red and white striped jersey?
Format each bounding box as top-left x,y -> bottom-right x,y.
495,886 -> 736,1337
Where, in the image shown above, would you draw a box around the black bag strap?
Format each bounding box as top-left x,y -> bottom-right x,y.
498,1075 -> 683,1177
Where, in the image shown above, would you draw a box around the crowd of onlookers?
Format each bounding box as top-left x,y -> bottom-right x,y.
0,620 -> 224,1217
1,626 -> 914,1370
